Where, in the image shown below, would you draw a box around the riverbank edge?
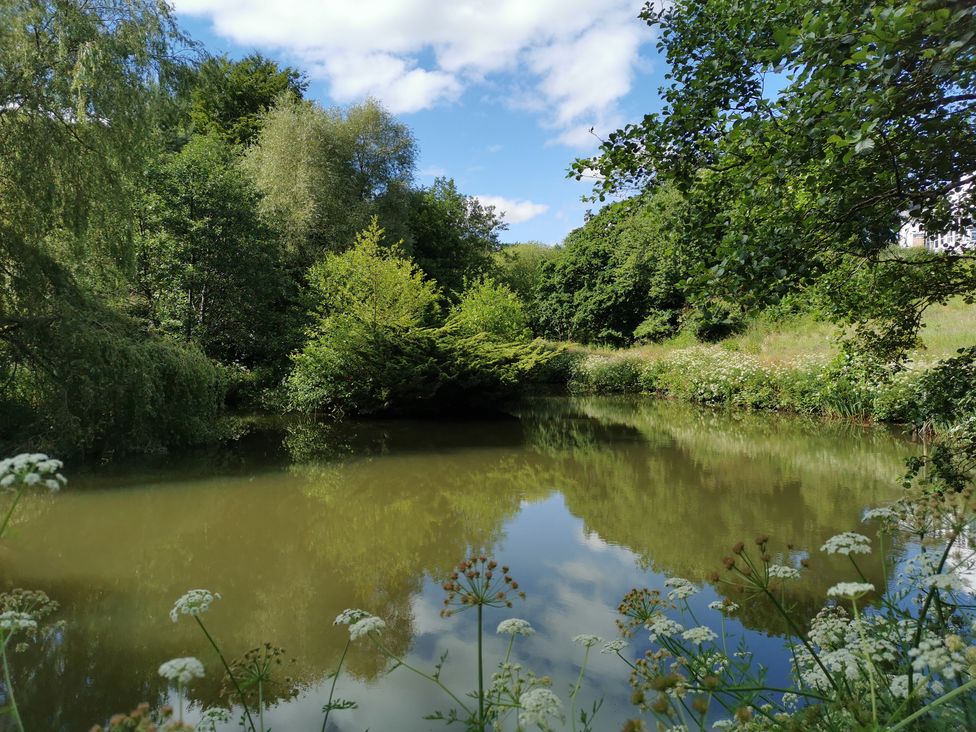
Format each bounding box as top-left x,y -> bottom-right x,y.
547,345 -> 949,425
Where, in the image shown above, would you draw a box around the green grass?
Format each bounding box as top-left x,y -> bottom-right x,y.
604,299 -> 976,365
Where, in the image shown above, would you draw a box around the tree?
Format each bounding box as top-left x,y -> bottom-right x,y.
493,242 -> 561,305
135,134 -> 292,368
287,218 -> 441,416
576,0 -> 976,358
0,0 -> 225,455
242,96 -> 417,266
534,188 -> 688,345
405,177 -> 505,295
448,279 -> 531,342
188,53 -> 307,146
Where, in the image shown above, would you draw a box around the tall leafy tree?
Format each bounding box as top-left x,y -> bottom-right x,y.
136,134 -> 292,368
242,96 -> 416,265
406,177 -> 505,295
188,52 -> 307,146
576,0 -> 976,358
534,188 -> 689,345
0,0 -> 224,455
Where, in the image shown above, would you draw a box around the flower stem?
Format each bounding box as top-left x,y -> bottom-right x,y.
370,637 -> 473,716
321,638 -> 351,732
477,603 -> 485,730
194,616 -> 257,732
889,676 -> 976,732
0,487 -> 25,540
569,646 -> 591,732
1,637 -> 24,732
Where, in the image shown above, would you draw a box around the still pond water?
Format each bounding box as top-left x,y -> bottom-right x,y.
2,397 -> 915,730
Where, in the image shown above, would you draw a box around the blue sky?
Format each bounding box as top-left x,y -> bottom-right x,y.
174,1 -> 668,244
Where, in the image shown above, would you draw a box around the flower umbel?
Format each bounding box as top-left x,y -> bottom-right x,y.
158,657 -> 205,685
826,582 -> 875,599
821,532 -> 872,556
440,555 -> 524,616
497,618 -> 535,636
348,615 -> 386,640
170,589 -> 220,623
519,687 -> 563,730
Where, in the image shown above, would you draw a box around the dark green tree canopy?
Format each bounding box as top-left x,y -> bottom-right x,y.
188,52 -> 307,146
406,177 -> 506,295
575,0 -> 976,356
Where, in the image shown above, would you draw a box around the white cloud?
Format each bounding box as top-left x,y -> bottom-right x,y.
173,0 -> 652,147
418,165 -> 447,178
476,195 -> 549,224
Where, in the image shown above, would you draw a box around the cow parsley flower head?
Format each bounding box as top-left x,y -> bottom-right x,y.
349,615 -> 386,640
826,582 -> 874,599
682,626 -> 718,645
768,564 -> 800,580
821,532 -> 871,556
924,573 -> 964,592
708,600 -> 739,614
334,608 -> 370,626
170,589 -> 220,622
519,688 -> 563,729
497,618 -> 535,636
0,453 -> 66,493
863,507 -> 896,522
664,577 -> 698,600
601,639 -> 628,654
573,634 -> 602,648
0,611 -> 37,633
158,657 -> 205,685
197,708 -> 232,732
647,615 -> 683,642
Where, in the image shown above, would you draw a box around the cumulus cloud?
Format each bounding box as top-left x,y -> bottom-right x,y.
476,195 -> 549,224
173,0 -> 652,147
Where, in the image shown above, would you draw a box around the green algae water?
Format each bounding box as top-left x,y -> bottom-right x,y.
0,397 -> 915,730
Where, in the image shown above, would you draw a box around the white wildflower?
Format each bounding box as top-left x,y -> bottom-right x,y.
170,589 -> 220,622
924,573 -> 964,592
572,634 -> 602,648
497,618 -> 535,636
334,608 -> 370,626
601,639 -> 628,654
682,626 -> 718,645
0,453 -> 66,492
196,708 -> 232,732
708,600 -> 739,614
519,688 -> 563,729
821,532 -> 871,556
768,564 -> 800,580
665,577 -> 698,600
827,582 -> 874,599
647,615 -> 684,642
909,637 -> 966,676
0,611 -> 36,633
862,507 -> 896,522
158,657 -> 205,685
349,615 -> 386,640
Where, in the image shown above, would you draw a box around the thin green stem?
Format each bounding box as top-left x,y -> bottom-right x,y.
477,603 -> 485,730
1,637 -> 24,732
177,683 -> 184,725
257,678 -> 265,732
0,487 -> 25,540
851,600 -> 877,728
569,646 -> 591,732
321,638 -> 351,732
193,616 -> 257,732
889,676 -> 976,732
369,637 -> 473,716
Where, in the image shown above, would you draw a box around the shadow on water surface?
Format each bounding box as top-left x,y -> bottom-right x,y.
0,396 -> 915,730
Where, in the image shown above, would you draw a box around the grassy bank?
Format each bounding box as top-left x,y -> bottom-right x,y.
558,300 -> 976,423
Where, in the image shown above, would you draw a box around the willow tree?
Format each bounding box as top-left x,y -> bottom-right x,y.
0,1 -> 223,455
242,96 -> 417,267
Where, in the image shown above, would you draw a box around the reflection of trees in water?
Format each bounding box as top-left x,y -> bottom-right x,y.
0,398 -> 917,727
520,397 -> 912,632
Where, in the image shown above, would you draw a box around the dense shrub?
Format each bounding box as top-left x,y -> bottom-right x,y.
447,279 -> 531,342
